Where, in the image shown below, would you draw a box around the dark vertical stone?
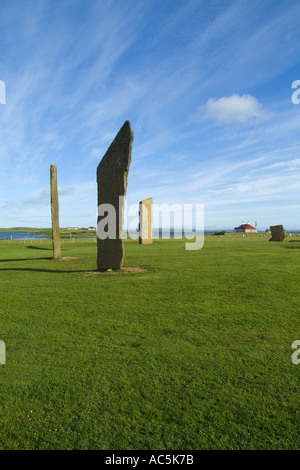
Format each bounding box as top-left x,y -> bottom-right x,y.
50,165 -> 61,258
269,225 -> 285,242
97,121 -> 134,270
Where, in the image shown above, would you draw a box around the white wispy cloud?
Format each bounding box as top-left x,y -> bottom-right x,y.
1,0 -> 300,228
195,94 -> 271,124
23,186 -> 75,205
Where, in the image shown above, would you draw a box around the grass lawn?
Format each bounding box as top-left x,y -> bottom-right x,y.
0,234 -> 299,450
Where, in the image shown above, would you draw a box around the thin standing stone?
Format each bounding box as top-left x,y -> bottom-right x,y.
50,165 -> 61,258
139,197 -> 153,244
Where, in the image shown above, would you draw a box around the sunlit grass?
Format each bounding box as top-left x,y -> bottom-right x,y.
0,235 -> 299,449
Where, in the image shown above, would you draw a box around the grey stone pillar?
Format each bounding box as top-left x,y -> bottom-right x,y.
97,121 -> 133,270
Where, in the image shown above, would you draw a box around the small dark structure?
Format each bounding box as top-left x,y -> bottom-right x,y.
212,231 -> 226,236
269,225 -> 285,242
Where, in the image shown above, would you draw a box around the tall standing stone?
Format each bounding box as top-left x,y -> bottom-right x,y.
50,165 -> 61,258
97,121 -> 134,270
269,225 -> 285,242
139,197 -> 153,244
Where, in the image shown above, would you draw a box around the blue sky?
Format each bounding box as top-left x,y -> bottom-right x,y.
0,0 -> 299,230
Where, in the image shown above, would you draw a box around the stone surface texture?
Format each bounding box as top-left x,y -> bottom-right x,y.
97,121 -> 133,270
139,197 -> 153,244
269,225 -> 285,242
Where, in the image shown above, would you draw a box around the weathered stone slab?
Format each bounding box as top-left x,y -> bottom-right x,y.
269,225 -> 285,242
139,197 -> 153,244
97,121 -> 133,270
50,165 -> 61,258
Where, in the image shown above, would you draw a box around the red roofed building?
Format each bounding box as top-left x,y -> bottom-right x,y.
234,221 -> 257,233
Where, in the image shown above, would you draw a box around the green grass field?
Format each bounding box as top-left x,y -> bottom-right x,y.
0,234 -> 299,450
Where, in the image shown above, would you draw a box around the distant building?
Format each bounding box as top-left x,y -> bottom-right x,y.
234,221 -> 257,233
66,227 -> 78,230
88,227 -> 96,231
